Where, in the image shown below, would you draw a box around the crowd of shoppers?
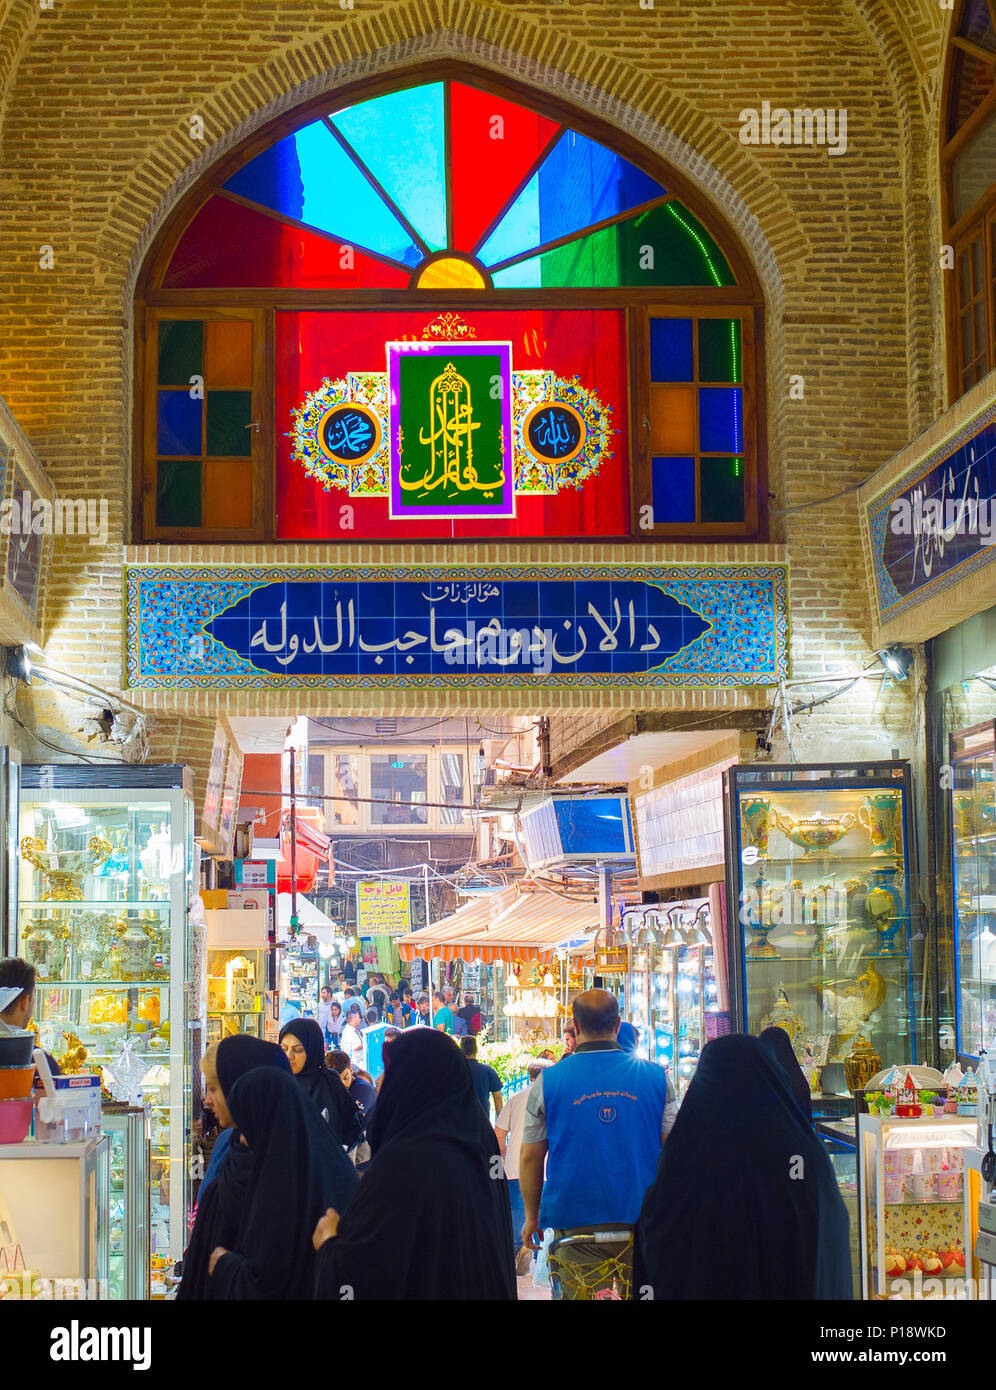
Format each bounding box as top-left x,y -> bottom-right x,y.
178,984 -> 850,1301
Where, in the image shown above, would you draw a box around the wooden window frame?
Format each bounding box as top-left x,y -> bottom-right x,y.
139,306 -> 271,542
134,62 -> 766,545
941,0 -> 996,405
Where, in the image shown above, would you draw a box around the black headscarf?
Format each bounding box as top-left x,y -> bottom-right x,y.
208,1067 -> 359,1301
758,1026 -> 813,1123
279,1016 -> 364,1148
314,1029 -> 516,1301
633,1034 -> 851,1301
177,1035 -> 291,1301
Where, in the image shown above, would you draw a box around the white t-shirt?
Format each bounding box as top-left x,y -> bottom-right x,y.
340,1022 -> 364,1069
495,1087 -> 530,1181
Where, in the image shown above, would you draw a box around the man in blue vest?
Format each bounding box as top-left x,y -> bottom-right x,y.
518,988 -> 677,1299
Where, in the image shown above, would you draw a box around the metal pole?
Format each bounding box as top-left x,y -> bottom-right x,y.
424,863 -> 434,1026
289,747 -> 299,941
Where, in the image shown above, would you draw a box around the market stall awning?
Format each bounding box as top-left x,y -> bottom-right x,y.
396,887 -> 601,965
275,892 -> 337,932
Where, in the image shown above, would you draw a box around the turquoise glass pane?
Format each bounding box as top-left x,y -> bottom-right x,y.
652,456 -> 695,523
701,456 -> 745,523
479,129 -> 666,266
699,387 -> 743,453
331,84 -> 447,251
224,121 -> 420,266
650,319 -> 693,382
157,392 -> 202,456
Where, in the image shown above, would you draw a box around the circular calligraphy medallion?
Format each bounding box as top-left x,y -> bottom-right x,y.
523,402 -> 587,464
318,403 -> 383,467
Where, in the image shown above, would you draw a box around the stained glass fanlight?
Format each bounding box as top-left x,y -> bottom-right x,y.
163,80 -> 736,291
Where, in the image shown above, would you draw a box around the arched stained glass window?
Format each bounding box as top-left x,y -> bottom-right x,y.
138,71 -> 764,543
943,0 -> 996,401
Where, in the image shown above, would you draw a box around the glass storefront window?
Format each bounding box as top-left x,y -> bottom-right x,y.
440,753 -> 465,824
331,752 -> 360,826
370,754 -> 427,825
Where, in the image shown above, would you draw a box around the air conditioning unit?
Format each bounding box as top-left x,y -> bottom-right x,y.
518,795 -> 634,870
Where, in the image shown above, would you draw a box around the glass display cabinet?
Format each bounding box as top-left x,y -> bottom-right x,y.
816,1119 -> 860,1297
207,946 -> 267,1042
724,762 -> 919,1092
0,1135 -> 109,1298
859,1113 -> 980,1299
12,764 -> 195,1270
950,721 -> 996,1061
102,1103 -> 149,1299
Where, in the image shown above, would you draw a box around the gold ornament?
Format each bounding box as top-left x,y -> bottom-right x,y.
56,1031 -> 90,1075
21,834 -> 113,901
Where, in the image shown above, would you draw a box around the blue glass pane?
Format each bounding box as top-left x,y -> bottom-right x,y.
652,456 -> 695,523
331,84 -> 447,252
479,129 -> 667,265
698,387 -> 743,454
650,319 -> 693,382
157,392 -> 202,456
224,121 -> 420,266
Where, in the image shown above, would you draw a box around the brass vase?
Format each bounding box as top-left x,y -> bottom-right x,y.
843,1034 -> 881,1091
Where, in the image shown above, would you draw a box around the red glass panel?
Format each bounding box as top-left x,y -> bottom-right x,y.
449,82 -> 560,253
275,308 -> 629,541
161,195 -> 412,290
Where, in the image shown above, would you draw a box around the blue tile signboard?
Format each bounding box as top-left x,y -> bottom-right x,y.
866,403 -> 996,624
124,563 -> 788,690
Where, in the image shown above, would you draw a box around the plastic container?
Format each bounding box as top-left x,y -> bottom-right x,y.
0,1064 -> 35,1100
884,1174 -> 905,1202
0,1032 -> 35,1066
937,1171 -> 962,1202
0,1097 -> 34,1143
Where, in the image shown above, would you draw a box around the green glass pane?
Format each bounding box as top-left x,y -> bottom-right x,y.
156,460 -> 201,528
698,318 -> 743,383
158,320 -> 203,385
331,83 -> 447,251
701,456 -> 745,524
493,201 -> 736,288
206,391 -> 253,457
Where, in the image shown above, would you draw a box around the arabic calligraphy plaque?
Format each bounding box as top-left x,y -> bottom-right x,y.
388,341 -> 515,519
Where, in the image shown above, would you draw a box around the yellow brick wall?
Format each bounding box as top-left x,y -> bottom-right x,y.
0,0 -> 960,784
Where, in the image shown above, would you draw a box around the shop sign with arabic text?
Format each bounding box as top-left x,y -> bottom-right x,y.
124,563 -> 788,690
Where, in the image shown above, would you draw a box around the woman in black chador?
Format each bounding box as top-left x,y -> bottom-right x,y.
634,1033 -> 851,1301
312,1028 -> 516,1301
177,1035 -> 290,1301
758,1024 -> 814,1123
206,1066 -> 358,1300
279,1015 -> 364,1149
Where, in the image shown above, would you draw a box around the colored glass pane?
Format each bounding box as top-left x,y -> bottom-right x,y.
449,81 -> 560,251
650,318 -> 693,382
157,391 -> 202,456
206,391 -> 253,456
698,387 -> 743,453
478,130 -> 666,266
163,196 -> 412,290
652,455 -> 695,523
700,456 -> 744,523
203,460 -> 252,528
698,318 -> 742,383
416,257 -> 487,289
492,202 -> 735,287
158,320 -> 202,385
224,122 -> 421,265
205,320 -> 253,388
650,386 -> 695,455
331,84 -> 447,251
156,460 -> 201,527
